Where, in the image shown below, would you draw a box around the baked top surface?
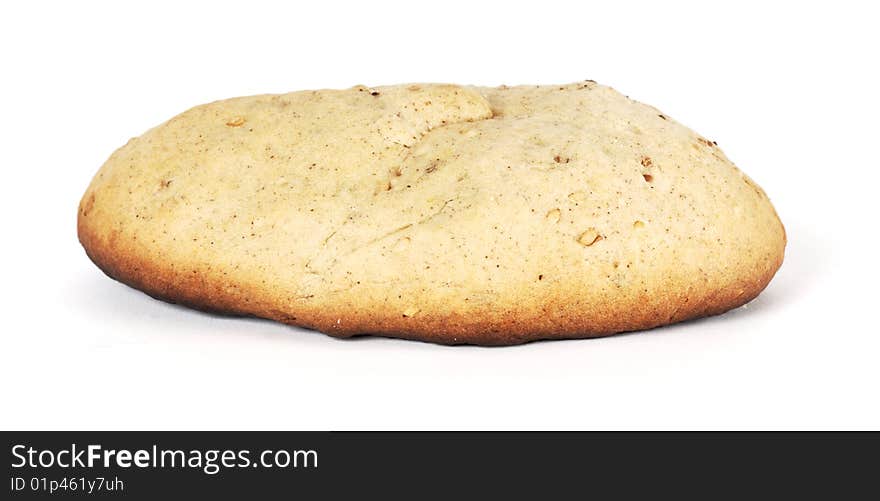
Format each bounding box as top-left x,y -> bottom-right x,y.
78,81 -> 785,345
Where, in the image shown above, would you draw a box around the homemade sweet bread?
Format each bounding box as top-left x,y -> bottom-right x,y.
78,81 -> 785,345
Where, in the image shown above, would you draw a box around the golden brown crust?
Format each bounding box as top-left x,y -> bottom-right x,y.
78,205 -> 784,346
77,82 -> 786,346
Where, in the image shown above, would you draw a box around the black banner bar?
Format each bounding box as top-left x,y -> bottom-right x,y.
3,432 -> 877,498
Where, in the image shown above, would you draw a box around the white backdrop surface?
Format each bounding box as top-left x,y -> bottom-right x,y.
1,1 -> 877,429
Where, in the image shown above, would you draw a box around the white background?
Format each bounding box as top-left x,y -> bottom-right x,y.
1,1 -> 878,430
